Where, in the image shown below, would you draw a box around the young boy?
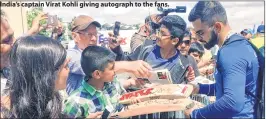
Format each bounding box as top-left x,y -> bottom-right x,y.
189,42 -> 215,76
63,46 -> 128,118
188,42 -> 205,64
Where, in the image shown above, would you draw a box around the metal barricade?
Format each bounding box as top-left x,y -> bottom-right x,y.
190,94 -> 211,105
127,111 -> 185,119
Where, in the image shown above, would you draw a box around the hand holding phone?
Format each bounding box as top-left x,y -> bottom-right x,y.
112,21 -> 121,43
27,12 -> 48,35
47,15 -> 58,27
184,66 -> 195,83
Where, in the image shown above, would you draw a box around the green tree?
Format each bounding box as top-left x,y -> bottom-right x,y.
66,17 -> 75,40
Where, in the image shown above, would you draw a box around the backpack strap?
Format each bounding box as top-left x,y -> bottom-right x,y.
223,35 -> 264,100
244,40 -> 264,102
244,40 -> 265,118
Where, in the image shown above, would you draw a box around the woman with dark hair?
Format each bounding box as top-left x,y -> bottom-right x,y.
1,35 -> 70,118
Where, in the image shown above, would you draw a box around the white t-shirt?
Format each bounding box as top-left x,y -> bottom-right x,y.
1,74 -> 8,96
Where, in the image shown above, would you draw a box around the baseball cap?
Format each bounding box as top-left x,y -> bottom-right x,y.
242,29 -> 253,34
71,15 -> 101,32
257,25 -> 265,33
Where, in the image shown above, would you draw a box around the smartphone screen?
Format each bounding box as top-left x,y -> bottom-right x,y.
48,15 -> 58,26
183,65 -> 191,84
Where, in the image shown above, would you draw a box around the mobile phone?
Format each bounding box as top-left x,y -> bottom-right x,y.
182,65 -> 191,84
47,15 -> 58,26
112,21 -> 121,43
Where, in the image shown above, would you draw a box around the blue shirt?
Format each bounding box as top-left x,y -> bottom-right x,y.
144,45 -> 199,84
112,43 -> 200,84
191,34 -> 259,118
66,45 -> 85,95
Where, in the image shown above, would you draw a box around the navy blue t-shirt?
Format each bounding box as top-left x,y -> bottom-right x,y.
144,45 -> 199,83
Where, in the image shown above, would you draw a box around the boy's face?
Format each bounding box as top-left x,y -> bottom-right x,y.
99,62 -> 115,82
156,25 -> 178,49
189,52 -> 201,63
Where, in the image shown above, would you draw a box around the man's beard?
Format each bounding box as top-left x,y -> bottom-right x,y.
204,29 -> 218,50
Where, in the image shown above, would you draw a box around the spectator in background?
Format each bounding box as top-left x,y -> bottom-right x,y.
188,42 -> 215,76
66,15 -> 152,95
1,35 -> 69,118
177,29 -> 200,77
0,10 -> 14,88
0,10 -> 46,96
130,14 -> 162,52
189,28 -> 199,43
251,25 -> 265,49
52,21 -> 65,43
178,29 -> 192,56
240,29 -> 253,40
188,42 -> 205,64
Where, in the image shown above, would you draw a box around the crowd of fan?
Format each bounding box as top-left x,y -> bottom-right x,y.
0,1 -> 264,118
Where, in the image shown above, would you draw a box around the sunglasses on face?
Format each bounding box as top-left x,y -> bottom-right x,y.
181,40 -> 191,45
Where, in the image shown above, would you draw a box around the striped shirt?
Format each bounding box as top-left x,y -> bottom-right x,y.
62,77 -> 126,118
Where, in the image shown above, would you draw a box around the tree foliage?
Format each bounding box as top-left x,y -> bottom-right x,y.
26,7 -> 50,37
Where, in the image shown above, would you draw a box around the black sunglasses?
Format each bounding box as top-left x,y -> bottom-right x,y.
181,40 -> 191,45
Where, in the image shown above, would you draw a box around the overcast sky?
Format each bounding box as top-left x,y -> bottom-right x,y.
43,1 -> 265,32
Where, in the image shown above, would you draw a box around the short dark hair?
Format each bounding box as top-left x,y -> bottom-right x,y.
188,42 -> 205,57
188,1 -> 228,27
184,28 -> 192,40
160,15 -> 187,44
81,46 -> 116,80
